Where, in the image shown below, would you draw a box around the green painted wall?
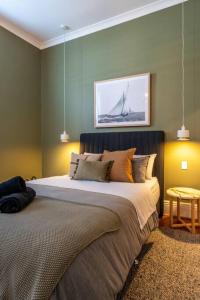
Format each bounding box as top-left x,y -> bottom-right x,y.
41,0 -> 200,190
0,27 -> 41,181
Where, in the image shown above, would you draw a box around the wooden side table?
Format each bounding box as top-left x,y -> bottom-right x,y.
166,187 -> 200,234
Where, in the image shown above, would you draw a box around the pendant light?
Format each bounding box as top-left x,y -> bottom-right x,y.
177,1 -> 190,141
60,25 -> 70,143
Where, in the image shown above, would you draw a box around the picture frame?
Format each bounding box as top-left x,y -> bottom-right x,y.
94,73 -> 150,128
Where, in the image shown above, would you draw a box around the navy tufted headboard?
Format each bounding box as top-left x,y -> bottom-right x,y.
80,131 -> 165,217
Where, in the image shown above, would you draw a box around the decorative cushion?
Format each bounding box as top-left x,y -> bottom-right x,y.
69,153 -> 102,177
132,156 -> 149,183
134,154 -> 157,179
72,160 -> 114,182
102,148 -> 136,182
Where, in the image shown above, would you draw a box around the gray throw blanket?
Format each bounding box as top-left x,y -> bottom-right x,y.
0,187 -> 121,300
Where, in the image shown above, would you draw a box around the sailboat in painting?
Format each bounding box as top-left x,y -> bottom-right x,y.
98,82 -> 145,124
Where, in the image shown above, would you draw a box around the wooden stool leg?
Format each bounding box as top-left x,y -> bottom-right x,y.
170,197 -> 173,227
198,199 -> 200,224
177,197 -> 181,221
191,199 -> 195,234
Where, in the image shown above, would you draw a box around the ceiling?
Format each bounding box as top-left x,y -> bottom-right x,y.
0,0 -> 186,49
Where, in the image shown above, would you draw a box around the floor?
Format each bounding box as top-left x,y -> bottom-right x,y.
119,215 -> 200,300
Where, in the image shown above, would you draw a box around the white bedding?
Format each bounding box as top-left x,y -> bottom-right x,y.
29,176 -> 160,229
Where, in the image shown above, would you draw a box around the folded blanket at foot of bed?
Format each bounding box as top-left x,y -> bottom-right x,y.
0,176 -> 26,197
0,187 -> 36,213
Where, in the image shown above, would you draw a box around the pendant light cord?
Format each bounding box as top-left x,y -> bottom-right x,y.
63,31 -> 66,132
181,1 -> 185,127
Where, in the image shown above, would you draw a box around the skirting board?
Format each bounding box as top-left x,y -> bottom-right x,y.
164,200 -> 198,219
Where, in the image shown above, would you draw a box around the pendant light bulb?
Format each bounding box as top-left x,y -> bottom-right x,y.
177,1 -> 190,141
60,24 -> 70,143
177,125 -> 190,141
60,131 -> 69,143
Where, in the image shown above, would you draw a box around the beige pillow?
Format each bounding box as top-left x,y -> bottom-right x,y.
72,160 -> 114,182
69,153 -> 102,177
102,148 -> 136,182
84,152 -> 102,157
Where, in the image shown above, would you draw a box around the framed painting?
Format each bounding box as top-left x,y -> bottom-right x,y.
94,73 -> 150,128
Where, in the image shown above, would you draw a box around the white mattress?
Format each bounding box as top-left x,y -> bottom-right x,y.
29,176 -> 160,229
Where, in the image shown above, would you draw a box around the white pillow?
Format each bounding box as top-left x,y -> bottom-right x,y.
84,152 -> 102,158
134,154 -> 157,179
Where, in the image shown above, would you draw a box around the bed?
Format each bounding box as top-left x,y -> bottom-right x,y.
0,130 -> 164,300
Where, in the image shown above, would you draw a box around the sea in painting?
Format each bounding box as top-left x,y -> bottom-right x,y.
98,112 -> 145,123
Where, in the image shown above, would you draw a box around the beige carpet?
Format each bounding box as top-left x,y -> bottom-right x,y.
121,228 -> 200,300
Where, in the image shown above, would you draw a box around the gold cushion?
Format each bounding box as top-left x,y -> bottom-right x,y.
102,148 -> 136,182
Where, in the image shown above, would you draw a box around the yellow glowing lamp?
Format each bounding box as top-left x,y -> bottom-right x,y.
177,3 -> 190,141
60,131 -> 69,143
177,125 -> 190,141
